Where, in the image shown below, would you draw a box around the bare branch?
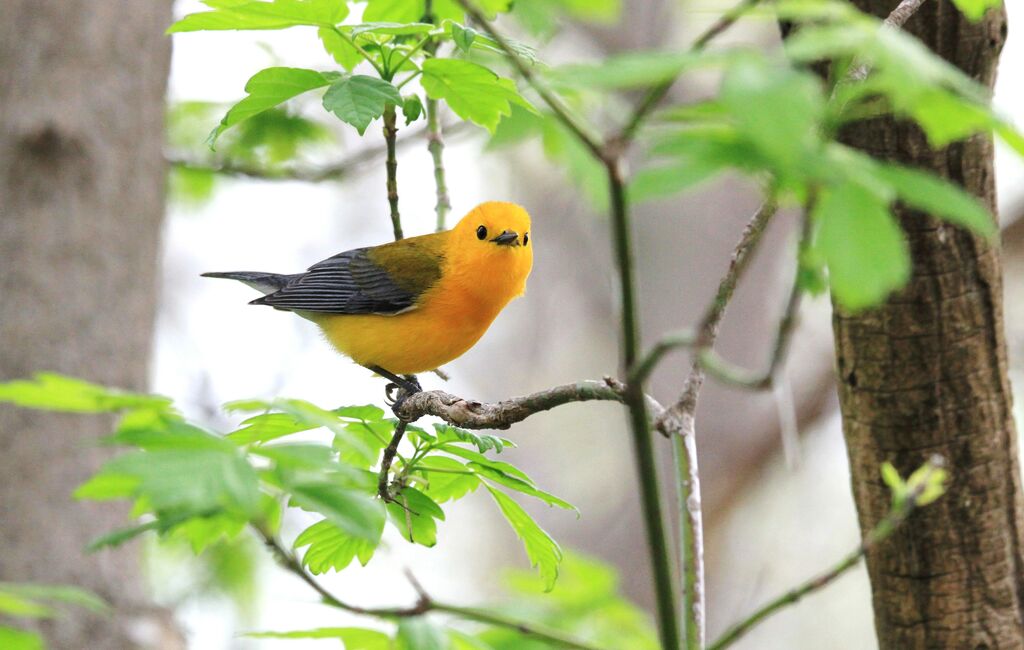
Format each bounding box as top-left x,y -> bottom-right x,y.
255,527 -> 606,650
393,378 -> 664,430
708,456 -> 947,650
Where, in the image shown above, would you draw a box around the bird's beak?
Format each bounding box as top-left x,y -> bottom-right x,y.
490,230 -> 519,246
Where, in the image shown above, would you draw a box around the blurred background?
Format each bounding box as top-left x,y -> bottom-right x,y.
2,0 -> 1022,648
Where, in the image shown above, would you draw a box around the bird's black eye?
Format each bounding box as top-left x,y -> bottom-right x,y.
523,232 -> 529,246
476,225 -> 487,240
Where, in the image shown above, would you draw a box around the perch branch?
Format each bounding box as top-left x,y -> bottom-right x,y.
393,378 -> 664,430
255,528 -> 605,650
378,420 -> 409,500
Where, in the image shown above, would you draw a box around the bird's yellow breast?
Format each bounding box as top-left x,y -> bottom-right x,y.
310,235 -> 532,375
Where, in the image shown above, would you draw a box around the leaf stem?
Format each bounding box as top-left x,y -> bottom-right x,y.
383,104 -> 403,240
391,35 -> 432,78
331,27 -> 386,78
378,420 -> 408,500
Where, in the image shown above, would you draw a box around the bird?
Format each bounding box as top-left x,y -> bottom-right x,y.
203,201 -> 533,396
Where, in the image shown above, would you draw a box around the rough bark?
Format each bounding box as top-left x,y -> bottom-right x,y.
0,1 -> 179,647
831,2 -> 1023,647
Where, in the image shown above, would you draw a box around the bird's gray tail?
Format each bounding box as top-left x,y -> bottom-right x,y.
201,271 -> 297,296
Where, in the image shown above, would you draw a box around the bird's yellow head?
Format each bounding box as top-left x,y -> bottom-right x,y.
447,201 -> 533,303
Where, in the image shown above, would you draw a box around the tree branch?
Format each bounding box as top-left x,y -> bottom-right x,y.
424,0 -> 452,232
383,104 -> 403,240
378,420 -> 408,500
708,456 -> 947,650
393,378 -> 664,430
255,527 -> 605,650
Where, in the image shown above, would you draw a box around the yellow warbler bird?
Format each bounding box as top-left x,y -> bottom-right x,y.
203,201 -> 533,393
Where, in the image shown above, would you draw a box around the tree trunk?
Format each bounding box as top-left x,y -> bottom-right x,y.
831,2 -> 1023,647
0,1 -> 179,647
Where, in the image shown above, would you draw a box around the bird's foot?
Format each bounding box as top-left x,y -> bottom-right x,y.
384,374 -> 421,413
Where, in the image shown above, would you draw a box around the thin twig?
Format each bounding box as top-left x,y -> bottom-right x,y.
847,0 -> 929,82
255,528 -> 605,650
383,104 -> 403,240
378,420 -> 408,500
708,456 -> 947,650
655,198 -> 778,649
618,0 -> 764,143
166,122 -> 471,184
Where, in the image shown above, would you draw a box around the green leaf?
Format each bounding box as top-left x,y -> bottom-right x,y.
470,464 -> 577,512
412,456 -> 480,503
336,404 -> 387,421
0,627 -> 43,650
0,584 -> 107,616
451,23 -> 477,53
87,519 -> 168,551
874,164 -> 995,236
949,0 -> 1001,21
209,67 -> 335,146
387,487 -> 445,546
402,94 -> 424,124
165,512 -> 248,554
322,75 -> 403,135
228,398 -> 378,461
0,373 -> 172,413
289,481 -> 386,542
719,57 -> 825,182
439,447 -> 529,481
880,462 -> 904,492
630,158 -> 728,202
74,473 -> 140,501
422,59 -> 534,133
364,0 -> 424,23
294,519 -> 378,574
432,423 -> 509,454
398,618 -> 448,650
815,180 -> 910,311
103,448 -> 261,515
484,485 -> 562,591
348,22 -> 435,36
318,26 -> 363,71
250,443 -> 337,470
0,593 -> 54,619
248,627 -> 392,648
169,0 -> 349,33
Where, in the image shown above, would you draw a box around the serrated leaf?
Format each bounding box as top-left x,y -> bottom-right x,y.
289,482 -> 386,542
387,487 -> 445,546
422,59 -> 534,133
413,456 -> 480,503
294,519 -> 378,573
318,26 -> 363,71
815,180 -> 910,311
322,75 -> 402,134
398,618 -> 448,650
432,423 -> 507,453
169,0 -> 349,33
165,512 -> 248,554
439,447 -> 529,481
209,67 -> 335,146
470,464 -> 576,512
103,448 -> 261,516
250,443 -> 337,470
248,627 -> 391,648
0,373 -> 172,413
875,163 -> 995,236
485,485 -> 562,591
